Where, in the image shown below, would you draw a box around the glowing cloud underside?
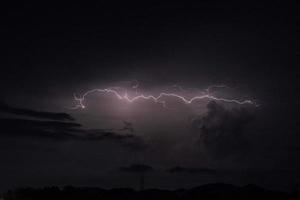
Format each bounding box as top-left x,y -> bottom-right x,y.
71,85 -> 258,109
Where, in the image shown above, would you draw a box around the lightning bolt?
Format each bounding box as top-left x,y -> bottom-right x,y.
71,84 -> 258,110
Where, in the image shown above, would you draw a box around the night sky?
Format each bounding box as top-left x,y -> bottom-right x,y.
1,2 -> 300,191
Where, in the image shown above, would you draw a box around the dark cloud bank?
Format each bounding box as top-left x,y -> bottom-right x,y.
0,102 -> 75,121
0,103 -> 146,150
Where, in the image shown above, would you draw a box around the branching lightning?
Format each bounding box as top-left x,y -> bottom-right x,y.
71,83 -> 258,110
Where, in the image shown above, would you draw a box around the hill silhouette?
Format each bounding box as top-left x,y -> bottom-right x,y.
2,183 -> 299,200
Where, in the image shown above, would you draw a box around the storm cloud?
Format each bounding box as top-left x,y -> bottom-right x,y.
190,101 -> 254,159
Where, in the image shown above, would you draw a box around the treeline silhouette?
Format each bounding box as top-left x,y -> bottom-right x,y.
2,183 -> 299,200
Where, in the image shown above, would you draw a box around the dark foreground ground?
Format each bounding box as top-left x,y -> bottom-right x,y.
2,183 -> 300,200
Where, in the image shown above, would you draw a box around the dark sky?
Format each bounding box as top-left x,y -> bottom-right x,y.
0,2 -> 300,191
